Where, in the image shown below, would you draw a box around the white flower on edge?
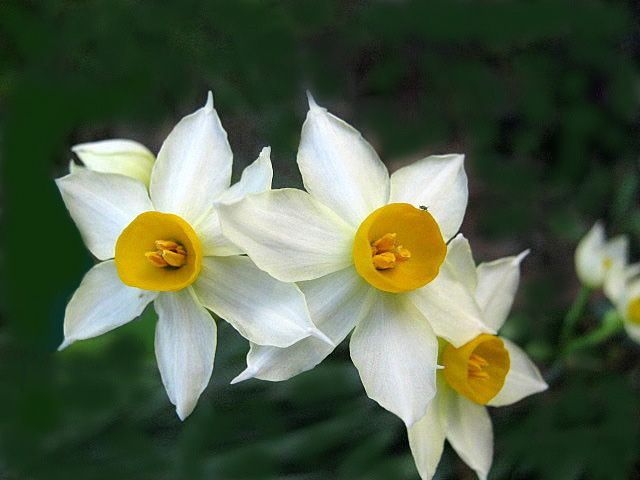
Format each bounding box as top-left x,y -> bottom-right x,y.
217,94 -> 493,427
603,263 -> 640,343
56,92 -> 331,420
408,241 -> 548,480
575,221 -> 628,289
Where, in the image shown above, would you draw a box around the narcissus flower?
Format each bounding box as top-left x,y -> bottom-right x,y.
604,263 -> 640,343
575,221 -> 628,289
218,94 -> 491,426
408,246 -> 547,480
57,93 -> 329,420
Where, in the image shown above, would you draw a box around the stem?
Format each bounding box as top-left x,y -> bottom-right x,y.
561,309 -> 623,357
559,286 -> 591,347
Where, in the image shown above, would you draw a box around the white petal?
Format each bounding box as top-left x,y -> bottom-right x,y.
409,244 -> 491,347
604,263 -> 640,304
444,234 -> 477,293
407,393 -> 447,480
574,222 -> 606,288
488,338 -> 548,407
623,321 -> 640,344
72,139 -> 155,185
150,92 -> 233,224
350,293 -> 438,426
297,94 -> 390,227
195,209 -> 243,257
217,188 -> 355,282
154,288 -> 217,420
59,261 -> 156,349
215,147 -> 273,204
232,266 -> 375,383
193,256 -> 327,348
445,395 -> 493,480
389,154 -> 468,241
475,250 -> 529,332
618,280 -> 640,344
56,169 -> 153,260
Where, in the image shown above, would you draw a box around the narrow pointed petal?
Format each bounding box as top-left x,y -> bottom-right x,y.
193,256 -> 326,348
195,209 -> 243,257
389,154 -> 468,241
350,294 -> 438,426
445,395 -> 493,480
59,261 -> 157,349
409,239 -> 491,347
150,92 -> 232,224
575,222 -> 606,288
475,250 -> 529,331
215,147 -> 273,204
154,289 -> 217,420
408,394 -> 447,480
297,95 -> 390,227
232,267 -> 375,382
72,139 -> 155,185
488,338 -> 548,407
445,234 -> 477,293
56,169 -> 153,260
217,188 -> 355,282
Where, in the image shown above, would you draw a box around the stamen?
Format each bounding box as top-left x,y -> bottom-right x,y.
146,239 -> 187,268
467,353 -> 490,380
603,257 -> 613,270
370,232 -> 411,270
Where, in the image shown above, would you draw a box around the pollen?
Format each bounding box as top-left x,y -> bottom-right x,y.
603,257 -> 613,270
145,240 -> 187,268
627,297 -> 640,325
352,203 -> 446,293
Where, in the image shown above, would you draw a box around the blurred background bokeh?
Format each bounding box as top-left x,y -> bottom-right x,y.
2,1 -> 640,479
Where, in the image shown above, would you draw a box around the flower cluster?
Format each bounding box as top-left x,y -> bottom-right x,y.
57,92 -> 548,479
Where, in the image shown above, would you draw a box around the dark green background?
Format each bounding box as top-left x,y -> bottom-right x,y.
2,1 -> 640,479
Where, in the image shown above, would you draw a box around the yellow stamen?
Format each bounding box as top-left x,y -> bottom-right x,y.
442,334 -> 510,405
627,297 -> 640,325
352,203 -> 446,293
603,257 -> 613,270
115,211 -> 202,292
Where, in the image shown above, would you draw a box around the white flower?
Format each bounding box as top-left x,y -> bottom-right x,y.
575,221 -> 628,289
408,243 -> 548,480
70,139 -> 156,185
217,94 -> 491,426
603,264 -> 640,343
56,92 -> 330,420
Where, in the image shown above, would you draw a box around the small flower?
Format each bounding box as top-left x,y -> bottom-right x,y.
603,263 -> 640,343
407,244 -> 547,480
57,92 -> 330,420
218,94 -> 491,426
70,139 -> 156,185
575,221 -> 628,289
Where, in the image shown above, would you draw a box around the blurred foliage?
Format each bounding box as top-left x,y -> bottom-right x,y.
1,0 -> 640,479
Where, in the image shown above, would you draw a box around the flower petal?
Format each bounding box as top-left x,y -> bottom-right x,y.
350,293 -> 438,426
488,338 -> 548,407
195,209 -> 243,257
154,288 -> 217,420
445,394 -> 493,480
150,92 -> 232,224
217,188 -> 355,282
59,261 -> 157,349
215,147 -> 273,204
231,266 -> 375,383
475,250 -> 529,331
297,94 -> 390,227
193,256 -> 328,348
389,154 -> 468,241
56,169 -> 153,260
444,234 -> 477,293
408,238 -> 491,347
574,221 -> 612,288
604,263 -> 640,304
407,394 -> 447,480
72,139 -> 155,185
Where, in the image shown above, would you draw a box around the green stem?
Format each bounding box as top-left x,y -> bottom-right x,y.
561,309 -> 623,357
559,286 -> 591,347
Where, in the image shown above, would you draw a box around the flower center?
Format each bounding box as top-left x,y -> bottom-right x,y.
627,297 -> 640,325
115,211 -> 202,292
602,256 -> 613,270
352,203 -> 446,293
442,334 -> 510,405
